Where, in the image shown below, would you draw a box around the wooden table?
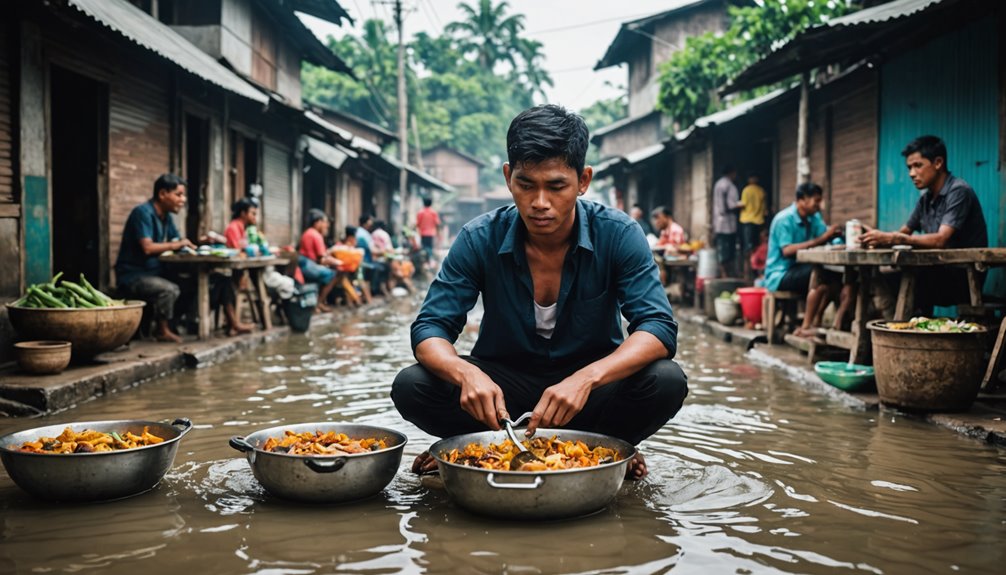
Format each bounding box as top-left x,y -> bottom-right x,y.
160,255 -> 279,339
797,247 -> 1006,363
663,256 -> 699,308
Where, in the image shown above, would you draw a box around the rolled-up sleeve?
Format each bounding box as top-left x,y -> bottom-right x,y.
614,223 -> 679,357
410,228 -> 482,354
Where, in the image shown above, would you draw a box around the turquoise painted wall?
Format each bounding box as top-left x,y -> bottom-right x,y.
878,17 -> 1002,294
23,175 -> 51,286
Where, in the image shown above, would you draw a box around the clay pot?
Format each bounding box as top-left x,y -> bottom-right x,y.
14,341 -> 72,374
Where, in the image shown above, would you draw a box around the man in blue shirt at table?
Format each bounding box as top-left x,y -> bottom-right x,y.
392,105 -> 687,480
763,182 -> 848,338
115,174 -> 196,343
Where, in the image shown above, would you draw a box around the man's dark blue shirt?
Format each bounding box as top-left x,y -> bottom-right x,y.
411,199 -> 678,368
114,200 -> 180,287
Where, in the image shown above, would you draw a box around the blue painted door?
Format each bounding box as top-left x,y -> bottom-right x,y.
878,17 -> 1002,294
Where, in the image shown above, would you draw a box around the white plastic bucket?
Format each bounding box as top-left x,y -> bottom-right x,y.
697,248 -> 718,278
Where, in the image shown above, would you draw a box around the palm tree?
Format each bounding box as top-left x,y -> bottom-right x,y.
515,38 -> 552,100
446,0 -> 525,71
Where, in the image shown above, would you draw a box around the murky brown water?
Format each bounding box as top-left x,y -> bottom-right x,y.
2,296 -> 1005,574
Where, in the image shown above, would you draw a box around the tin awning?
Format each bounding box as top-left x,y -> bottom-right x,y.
67,0 -> 268,104
305,136 -> 354,169
381,155 -> 455,193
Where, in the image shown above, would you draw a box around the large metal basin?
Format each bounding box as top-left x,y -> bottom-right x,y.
0,418 -> 192,502
430,428 -> 635,520
6,301 -> 145,360
868,319 -> 988,411
229,422 -> 407,503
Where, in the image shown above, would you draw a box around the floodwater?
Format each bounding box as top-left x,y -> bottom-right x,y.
1,296 -> 1005,575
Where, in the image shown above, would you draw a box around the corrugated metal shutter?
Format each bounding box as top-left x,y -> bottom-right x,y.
262,141 -> 292,246
878,18 -> 1001,292
0,24 -> 13,203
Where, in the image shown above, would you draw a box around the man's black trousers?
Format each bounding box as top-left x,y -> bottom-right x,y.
391,356 -> 688,445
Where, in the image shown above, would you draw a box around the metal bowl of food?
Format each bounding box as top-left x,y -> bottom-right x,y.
229,422 -> 408,503
429,428 -> 636,520
0,418 -> 192,501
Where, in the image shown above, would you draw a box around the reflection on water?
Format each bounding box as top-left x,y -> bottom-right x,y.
2,295 -> 1006,574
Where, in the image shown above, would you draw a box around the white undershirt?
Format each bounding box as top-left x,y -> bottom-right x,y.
534,301 -> 558,339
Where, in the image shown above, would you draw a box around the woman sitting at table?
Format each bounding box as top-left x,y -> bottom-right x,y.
763,182 -> 852,338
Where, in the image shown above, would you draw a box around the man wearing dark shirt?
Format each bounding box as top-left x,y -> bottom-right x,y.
115,174 -> 195,343
861,135 -> 988,311
392,105 -> 688,480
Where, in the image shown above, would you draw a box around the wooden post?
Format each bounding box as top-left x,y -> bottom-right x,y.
796,72 -> 811,186
395,0 -> 409,232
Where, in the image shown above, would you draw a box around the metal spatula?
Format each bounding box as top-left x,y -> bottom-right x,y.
501,412 -> 542,470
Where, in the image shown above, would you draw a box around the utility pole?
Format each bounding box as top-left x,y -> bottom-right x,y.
395,0 -> 409,232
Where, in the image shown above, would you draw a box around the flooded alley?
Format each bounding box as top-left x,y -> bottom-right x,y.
2,297 -> 1004,575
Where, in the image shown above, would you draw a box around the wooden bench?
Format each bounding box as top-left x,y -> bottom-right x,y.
763,290 -> 803,344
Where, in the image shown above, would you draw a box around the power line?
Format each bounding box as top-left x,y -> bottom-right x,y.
525,11 -> 659,36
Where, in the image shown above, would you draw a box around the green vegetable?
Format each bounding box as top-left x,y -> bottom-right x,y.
28,286 -> 67,308
79,274 -> 112,306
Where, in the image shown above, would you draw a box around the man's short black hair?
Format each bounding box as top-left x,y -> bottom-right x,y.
902,135 -> 947,167
153,173 -> 186,199
722,165 -> 736,176
373,219 -> 386,231
651,205 -> 673,218
344,225 -> 357,238
307,208 -> 328,226
506,104 -> 588,176
232,197 -> 256,220
422,196 -> 433,207
795,182 -> 823,200
358,214 -> 373,226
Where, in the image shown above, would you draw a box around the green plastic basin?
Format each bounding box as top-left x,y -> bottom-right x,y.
814,361 -> 875,392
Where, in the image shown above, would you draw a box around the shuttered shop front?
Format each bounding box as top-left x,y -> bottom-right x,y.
262,141 -> 292,247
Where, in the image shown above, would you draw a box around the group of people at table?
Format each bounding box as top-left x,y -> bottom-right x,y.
112,176 -> 433,342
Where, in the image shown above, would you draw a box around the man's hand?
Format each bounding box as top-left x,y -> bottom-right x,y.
459,369 -> 508,431
322,255 -> 342,268
825,224 -> 843,241
526,375 -> 592,436
861,230 -> 896,248
175,238 -> 196,251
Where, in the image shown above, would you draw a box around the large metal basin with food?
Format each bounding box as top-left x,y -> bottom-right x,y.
0,418 -> 192,501
6,301 -> 146,360
430,428 -> 635,520
229,422 -> 407,503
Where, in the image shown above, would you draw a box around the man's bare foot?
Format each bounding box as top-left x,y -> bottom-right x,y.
227,323 -> 254,336
155,329 -> 183,343
315,302 -> 332,313
625,452 -> 647,480
411,451 -> 438,474
792,326 -> 817,339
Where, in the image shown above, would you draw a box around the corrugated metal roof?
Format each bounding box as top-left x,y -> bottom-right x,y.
723,0 -> 977,93
305,111 -> 384,155
305,136 -> 351,169
675,86 -> 792,142
591,110 -> 660,140
382,155 -> 455,193
826,0 -> 942,27
625,142 -> 666,165
67,0 -> 267,104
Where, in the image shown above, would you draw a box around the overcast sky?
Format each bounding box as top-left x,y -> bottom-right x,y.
302,0 -> 685,113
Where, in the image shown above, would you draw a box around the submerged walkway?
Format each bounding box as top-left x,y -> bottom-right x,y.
674,306 -> 1006,445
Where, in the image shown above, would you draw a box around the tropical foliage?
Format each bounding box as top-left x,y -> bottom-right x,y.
656,0 -> 855,128
303,0 -> 552,185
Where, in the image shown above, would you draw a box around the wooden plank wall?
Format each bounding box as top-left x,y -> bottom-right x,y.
107,64 -> 172,281
0,23 -> 12,204
828,82 -> 878,227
